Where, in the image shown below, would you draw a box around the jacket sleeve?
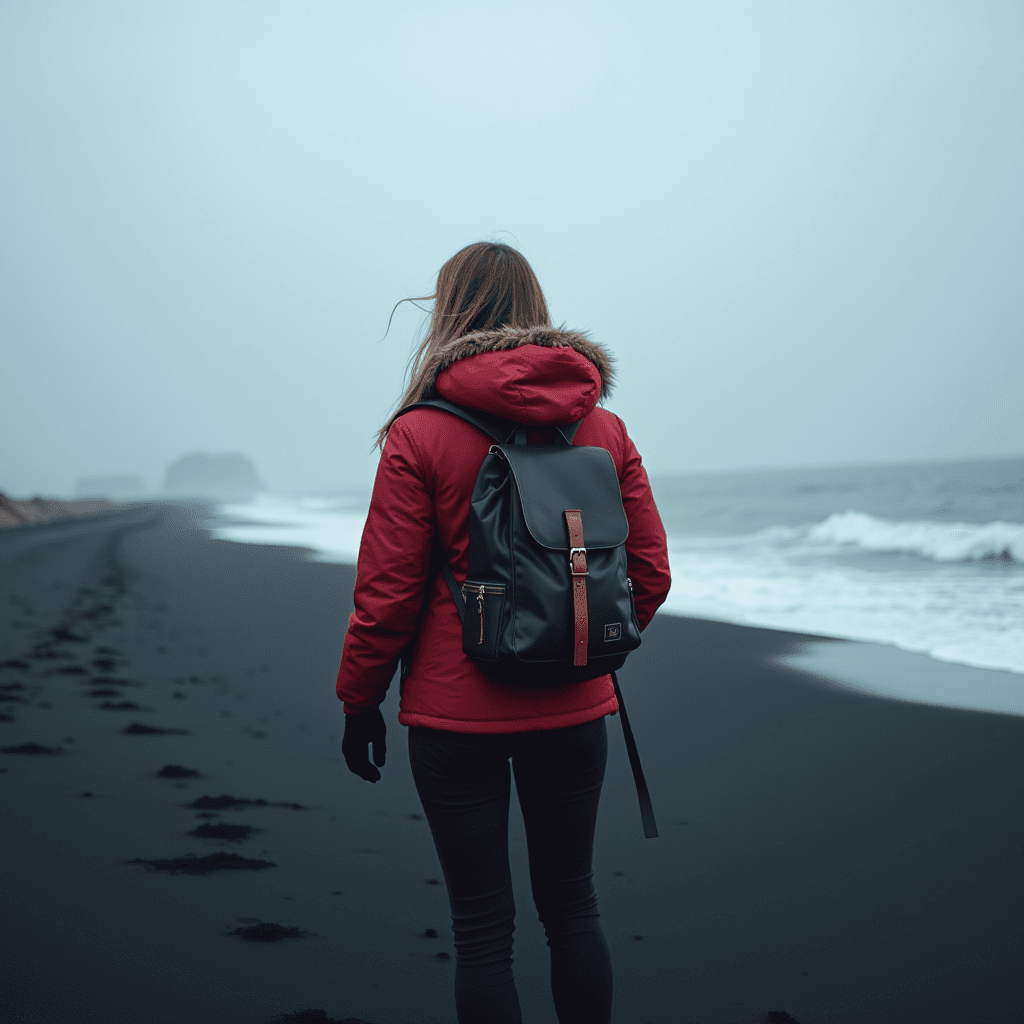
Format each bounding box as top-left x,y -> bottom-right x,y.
336,419 -> 435,712
615,417 -> 671,630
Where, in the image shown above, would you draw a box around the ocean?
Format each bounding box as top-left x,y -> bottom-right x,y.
210,454 -> 1024,682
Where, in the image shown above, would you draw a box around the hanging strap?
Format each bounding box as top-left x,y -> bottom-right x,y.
563,509 -> 589,667
612,671 -> 659,839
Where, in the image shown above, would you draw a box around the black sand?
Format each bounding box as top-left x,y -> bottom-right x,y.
0,506 -> 1021,1024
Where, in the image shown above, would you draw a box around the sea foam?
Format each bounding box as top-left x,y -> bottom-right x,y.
211,493 -> 366,563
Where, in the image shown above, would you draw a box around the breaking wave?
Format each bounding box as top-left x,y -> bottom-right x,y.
661,510 -> 1024,676
804,511 -> 1024,563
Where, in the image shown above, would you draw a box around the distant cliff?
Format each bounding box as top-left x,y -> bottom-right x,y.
162,454 -> 263,501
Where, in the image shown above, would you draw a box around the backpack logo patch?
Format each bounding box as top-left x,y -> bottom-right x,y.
604,622 -> 622,642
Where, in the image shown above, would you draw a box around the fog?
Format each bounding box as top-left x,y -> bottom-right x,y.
2,0 -> 1021,496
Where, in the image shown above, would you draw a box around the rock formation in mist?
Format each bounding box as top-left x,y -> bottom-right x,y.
162,454 -> 262,501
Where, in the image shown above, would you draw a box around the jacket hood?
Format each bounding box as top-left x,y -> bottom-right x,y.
431,326 -> 614,427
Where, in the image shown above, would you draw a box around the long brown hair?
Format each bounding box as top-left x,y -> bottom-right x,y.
375,242 -> 551,449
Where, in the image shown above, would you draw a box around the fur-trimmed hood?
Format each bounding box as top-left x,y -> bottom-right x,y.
427,325 -> 614,427
423,326 -> 614,401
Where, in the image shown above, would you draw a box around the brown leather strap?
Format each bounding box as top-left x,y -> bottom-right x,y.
564,509 -> 588,667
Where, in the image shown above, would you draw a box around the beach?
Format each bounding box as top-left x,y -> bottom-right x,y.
1,506 -> 1021,1024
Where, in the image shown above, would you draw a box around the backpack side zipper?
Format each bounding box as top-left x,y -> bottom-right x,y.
462,582 -> 506,646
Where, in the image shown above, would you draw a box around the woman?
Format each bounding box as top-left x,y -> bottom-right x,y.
337,242 -> 671,1024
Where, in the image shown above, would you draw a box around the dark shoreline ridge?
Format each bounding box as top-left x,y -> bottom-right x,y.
0,505 -> 1022,1024
0,492 -> 125,529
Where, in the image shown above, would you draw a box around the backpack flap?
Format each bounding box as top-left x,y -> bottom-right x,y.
495,444 -> 628,551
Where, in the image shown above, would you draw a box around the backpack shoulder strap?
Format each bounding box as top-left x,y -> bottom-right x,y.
400,534 -> 466,685
397,396 -> 582,446
555,420 -> 582,444
396,397 -> 518,444
391,401 -> 481,648
440,562 -> 465,624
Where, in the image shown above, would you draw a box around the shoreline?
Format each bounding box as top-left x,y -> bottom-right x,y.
205,497 -> 1024,681
209,526 -> 1024,710
1,506 -> 1021,1024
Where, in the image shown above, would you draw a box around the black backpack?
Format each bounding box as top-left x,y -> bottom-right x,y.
398,395 -> 658,838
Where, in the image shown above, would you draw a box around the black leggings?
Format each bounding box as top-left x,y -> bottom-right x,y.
409,716 -> 613,1024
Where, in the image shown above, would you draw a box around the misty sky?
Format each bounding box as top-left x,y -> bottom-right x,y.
2,1 -> 1021,496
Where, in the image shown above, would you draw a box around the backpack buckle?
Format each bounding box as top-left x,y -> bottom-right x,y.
569,547 -> 588,576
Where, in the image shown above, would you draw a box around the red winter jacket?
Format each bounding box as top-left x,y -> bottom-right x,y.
336,326 -> 671,733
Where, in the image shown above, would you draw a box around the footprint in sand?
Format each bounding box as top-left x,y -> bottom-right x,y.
156,764 -> 200,779
190,822 -> 260,842
267,1010 -> 371,1023
189,795 -> 306,811
122,723 -> 188,736
225,921 -> 308,943
126,851 -> 276,875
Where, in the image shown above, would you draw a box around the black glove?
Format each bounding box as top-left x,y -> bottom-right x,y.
342,707 -> 387,783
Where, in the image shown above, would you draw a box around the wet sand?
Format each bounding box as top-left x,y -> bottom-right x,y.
1,506 -> 1021,1024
